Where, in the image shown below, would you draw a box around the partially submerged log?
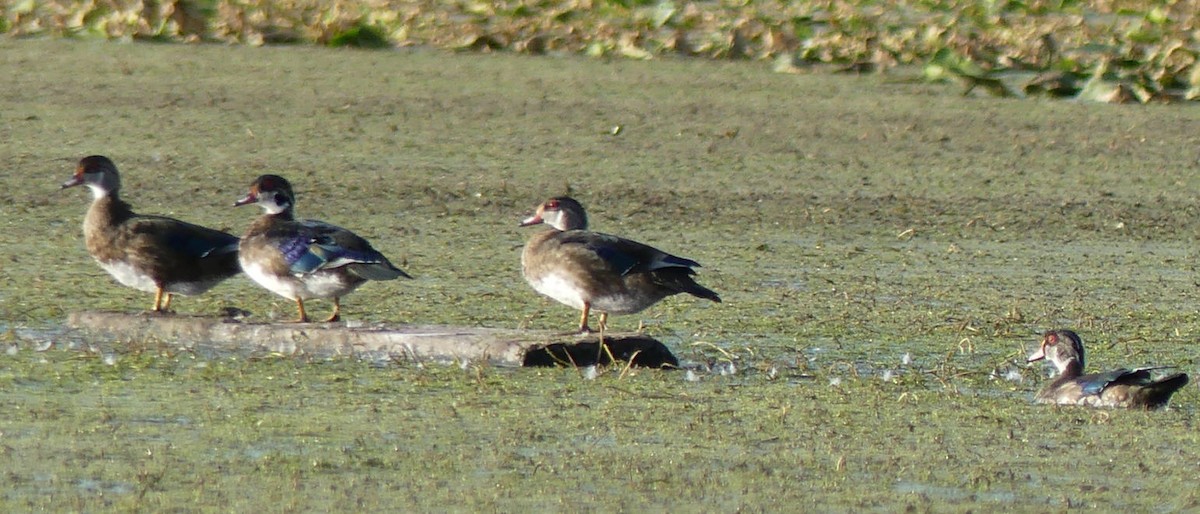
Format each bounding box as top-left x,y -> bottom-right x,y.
523,338 -> 679,368
66,311 -> 678,368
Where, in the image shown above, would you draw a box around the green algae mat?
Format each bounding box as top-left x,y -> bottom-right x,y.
2,39 -> 1200,510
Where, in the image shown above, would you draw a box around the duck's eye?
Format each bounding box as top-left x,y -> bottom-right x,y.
545,200 -> 559,210
1046,333 -> 1058,345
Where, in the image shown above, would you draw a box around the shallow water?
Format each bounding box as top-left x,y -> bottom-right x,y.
3,39 -> 1200,511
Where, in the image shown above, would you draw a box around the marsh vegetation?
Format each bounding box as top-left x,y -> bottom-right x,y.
8,1 -> 1200,101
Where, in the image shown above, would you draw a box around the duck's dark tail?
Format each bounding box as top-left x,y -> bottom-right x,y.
1152,372 -> 1189,394
684,282 -> 721,303
348,258 -> 412,281
1140,372 -> 1189,408
656,269 -> 721,303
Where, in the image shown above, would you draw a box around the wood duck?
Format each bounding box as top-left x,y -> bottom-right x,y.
1027,329 -> 1188,409
519,196 -> 720,333
234,174 -> 410,322
61,155 -> 240,312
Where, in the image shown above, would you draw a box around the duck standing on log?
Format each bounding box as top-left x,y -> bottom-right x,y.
234,174 -> 410,323
61,155 -> 241,313
519,196 -> 720,333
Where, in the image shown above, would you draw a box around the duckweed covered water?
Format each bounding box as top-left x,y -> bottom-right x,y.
2,39 -> 1200,511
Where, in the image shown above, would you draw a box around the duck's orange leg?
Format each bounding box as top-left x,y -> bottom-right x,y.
161,293 -> 174,312
578,303 -> 592,333
152,287 -> 166,312
295,298 -> 310,323
324,297 -> 342,323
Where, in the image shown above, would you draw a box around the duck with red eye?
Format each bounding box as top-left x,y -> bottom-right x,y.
234,174 -> 410,323
1027,329 -> 1188,409
61,155 -> 241,313
519,196 -> 720,333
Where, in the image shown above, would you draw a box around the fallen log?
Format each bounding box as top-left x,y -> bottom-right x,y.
65,311 -> 678,368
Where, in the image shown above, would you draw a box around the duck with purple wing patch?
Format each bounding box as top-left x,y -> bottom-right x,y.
519,196 -> 720,333
1028,329 -> 1188,409
234,175 -> 410,323
61,155 -> 241,313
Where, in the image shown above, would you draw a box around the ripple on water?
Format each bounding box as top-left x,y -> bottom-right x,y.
75,478 -> 135,496
894,481 -> 1016,503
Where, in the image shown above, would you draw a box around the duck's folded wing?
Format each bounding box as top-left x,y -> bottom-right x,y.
1078,368 -> 1141,396
134,217 -> 239,259
560,231 -> 700,276
1111,366 -> 1182,386
283,221 -> 404,278
274,234 -> 324,274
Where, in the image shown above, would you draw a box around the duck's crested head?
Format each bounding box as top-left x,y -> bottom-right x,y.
62,155 -> 120,198
519,196 -> 587,231
235,174 -> 295,215
1028,329 -> 1084,373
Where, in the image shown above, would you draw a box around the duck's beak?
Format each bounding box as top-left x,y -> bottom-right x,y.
60,174 -> 84,189
1026,339 -> 1047,363
518,213 -> 544,227
233,192 -> 256,207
